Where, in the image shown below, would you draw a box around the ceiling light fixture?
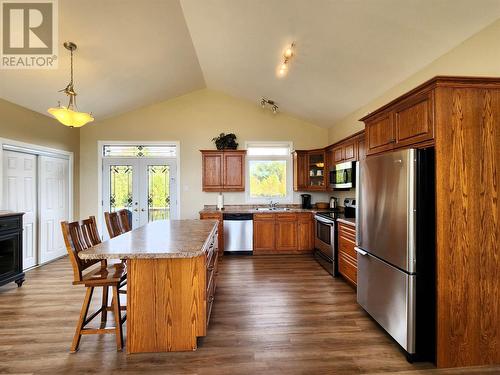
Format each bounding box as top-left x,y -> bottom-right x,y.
277,42 -> 295,78
260,98 -> 279,114
48,42 -> 94,128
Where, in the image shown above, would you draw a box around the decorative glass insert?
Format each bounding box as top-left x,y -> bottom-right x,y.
249,160 -> 287,198
110,165 -> 133,212
147,165 -> 170,222
103,145 -> 176,158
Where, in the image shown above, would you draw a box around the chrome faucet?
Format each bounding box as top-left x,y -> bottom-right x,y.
268,200 -> 278,210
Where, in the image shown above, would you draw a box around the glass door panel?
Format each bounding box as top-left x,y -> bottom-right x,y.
147,165 -> 170,222
308,152 -> 325,187
110,165 -> 134,212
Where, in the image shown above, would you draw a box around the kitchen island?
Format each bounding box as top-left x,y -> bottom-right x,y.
79,219 -> 219,353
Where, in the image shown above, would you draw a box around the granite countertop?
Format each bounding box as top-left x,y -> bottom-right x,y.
336,217 -> 356,226
200,205 -> 357,225
79,220 -> 218,260
200,205 -> 332,214
0,211 -> 24,217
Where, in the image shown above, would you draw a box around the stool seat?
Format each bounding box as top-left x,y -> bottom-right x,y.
75,264 -> 127,286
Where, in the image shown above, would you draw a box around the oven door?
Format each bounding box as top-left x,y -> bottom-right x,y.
314,215 -> 335,261
329,161 -> 355,189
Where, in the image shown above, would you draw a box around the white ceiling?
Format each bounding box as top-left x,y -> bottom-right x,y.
1,0 -> 499,127
0,0 -> 205,121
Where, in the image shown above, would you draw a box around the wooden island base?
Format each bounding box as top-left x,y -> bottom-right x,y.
78,220 -> 219,354
128,250 -> 218,353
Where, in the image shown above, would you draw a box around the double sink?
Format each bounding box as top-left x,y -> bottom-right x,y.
254,207 -> 291,211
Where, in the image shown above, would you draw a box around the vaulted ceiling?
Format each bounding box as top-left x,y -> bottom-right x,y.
1,0 -> 499,128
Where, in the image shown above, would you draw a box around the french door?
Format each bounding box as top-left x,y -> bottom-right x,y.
102,158 -> 177,231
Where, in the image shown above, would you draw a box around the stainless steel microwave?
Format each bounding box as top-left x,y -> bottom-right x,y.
329,161 -> 355,189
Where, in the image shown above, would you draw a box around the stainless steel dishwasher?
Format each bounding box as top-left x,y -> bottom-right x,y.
223,213 -> 253,254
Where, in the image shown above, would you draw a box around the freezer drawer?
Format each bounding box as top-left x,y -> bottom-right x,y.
357,249 -> 416,354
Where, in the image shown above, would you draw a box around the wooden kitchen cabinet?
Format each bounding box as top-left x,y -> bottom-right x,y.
275,213 -> 298,251
297,213 -> 314,251
199,211 -> 224,257
362,90 -> 434,156
253,213 -> 276,252
201,150 -> 246,192
253,212 -> 314,254
293,151 -> 308,191
293,150 -> 327,191
337,221 -> 357,287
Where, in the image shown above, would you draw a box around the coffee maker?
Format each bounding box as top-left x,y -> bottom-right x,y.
300,194 -> 312,209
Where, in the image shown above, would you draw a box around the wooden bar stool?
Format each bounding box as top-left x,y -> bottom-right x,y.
61,218 -> 127,352
118,209 -> 132,232
104,211 -> 123,239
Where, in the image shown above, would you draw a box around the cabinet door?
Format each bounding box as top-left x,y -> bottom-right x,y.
293,152 -> 308,191
307,151 -> 326,190
200,212 -> 224,256
275,215 -> 298,251
358,137 -> 366,161
253,215 -> 275,251
202,152 -> 223,191
297,214 -> 314,251
365,112 -> 395,155
333,146 -> 344,163
394,91 -> 434,147
223,152 -> 245,191
343,141 -> 357,162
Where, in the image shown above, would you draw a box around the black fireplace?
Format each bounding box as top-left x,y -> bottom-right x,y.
0,213 -> 25,288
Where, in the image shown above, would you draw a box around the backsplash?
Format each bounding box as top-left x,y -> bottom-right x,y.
328,188 -> 356,207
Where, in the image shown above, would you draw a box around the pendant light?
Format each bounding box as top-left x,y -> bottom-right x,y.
48,42 -> 94,127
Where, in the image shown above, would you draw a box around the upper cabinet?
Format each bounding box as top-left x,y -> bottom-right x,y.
293,150 -> 327,191
201,150 -> 246,192
362,90 -> 434,156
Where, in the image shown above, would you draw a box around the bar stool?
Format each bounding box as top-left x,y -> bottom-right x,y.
61,217 -> 127,352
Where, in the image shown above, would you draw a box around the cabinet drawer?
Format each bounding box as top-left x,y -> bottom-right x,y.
338,252 -> 357,287
254,213 -> 275,220
338,235 -> 356,260
338,223 -> 356,241
0,216 -> 21,233
276,213 -> 297,221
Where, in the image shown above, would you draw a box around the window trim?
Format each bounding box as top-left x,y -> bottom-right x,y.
245,141 -> 293,204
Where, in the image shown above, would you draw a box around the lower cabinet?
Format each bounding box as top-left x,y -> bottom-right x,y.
199,212 -> 224,258
254,212 -> 314,254
337,221 -> 357,287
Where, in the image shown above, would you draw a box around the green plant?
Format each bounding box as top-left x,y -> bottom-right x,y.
212,133 -> 238,150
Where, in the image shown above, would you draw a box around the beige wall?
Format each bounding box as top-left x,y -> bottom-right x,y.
79,89 -> 331,220
0,98 -> 80,217
328,19 -> 500,143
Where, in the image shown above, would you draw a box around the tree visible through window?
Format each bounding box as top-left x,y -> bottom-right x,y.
249,160 -> 286,198
246,142 -> 292,202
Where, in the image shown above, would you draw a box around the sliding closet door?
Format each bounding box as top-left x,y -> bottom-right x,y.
39,156 -> 69,263
2,151 -> 38,269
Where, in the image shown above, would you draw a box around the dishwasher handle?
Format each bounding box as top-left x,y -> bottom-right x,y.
223,213 -> 254,221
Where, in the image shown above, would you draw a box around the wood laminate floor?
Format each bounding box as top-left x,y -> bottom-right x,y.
1,254 -> 498,375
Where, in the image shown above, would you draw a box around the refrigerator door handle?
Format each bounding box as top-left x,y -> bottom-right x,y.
354,247 -> 368,256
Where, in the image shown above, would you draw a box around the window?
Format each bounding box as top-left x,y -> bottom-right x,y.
103,144 -> 176,158
246,142 -> 293,203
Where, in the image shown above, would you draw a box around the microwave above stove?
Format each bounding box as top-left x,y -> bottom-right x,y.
329,161 -> 355,189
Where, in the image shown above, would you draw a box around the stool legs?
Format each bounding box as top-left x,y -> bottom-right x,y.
71,286 -> 94,352
101,285 -> 109,325
112,285 -> 124,351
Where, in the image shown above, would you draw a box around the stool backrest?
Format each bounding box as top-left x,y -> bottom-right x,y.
118,209 -> 132,233
61,219 -> 104,283
81,216 -> 101,246
104,211 -> 123,239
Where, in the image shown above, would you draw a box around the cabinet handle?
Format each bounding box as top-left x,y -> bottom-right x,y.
208,265 -> 214,272
390,138 -> 396,143
208,295 -> 215,303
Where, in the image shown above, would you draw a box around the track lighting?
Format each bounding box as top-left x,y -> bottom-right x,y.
260,98 -> 279,114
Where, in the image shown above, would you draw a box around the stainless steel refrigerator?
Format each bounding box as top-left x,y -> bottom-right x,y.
355,148 -> 435,362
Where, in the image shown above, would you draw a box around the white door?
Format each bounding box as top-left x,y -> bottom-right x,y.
102,158 -> 177,233
2,151 -> 37,269
39,156 -> 69,263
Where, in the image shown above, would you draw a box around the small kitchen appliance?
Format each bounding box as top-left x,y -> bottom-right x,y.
300,194 -> 312,209
343,198 -> 356,218
329,197 -> 338,209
